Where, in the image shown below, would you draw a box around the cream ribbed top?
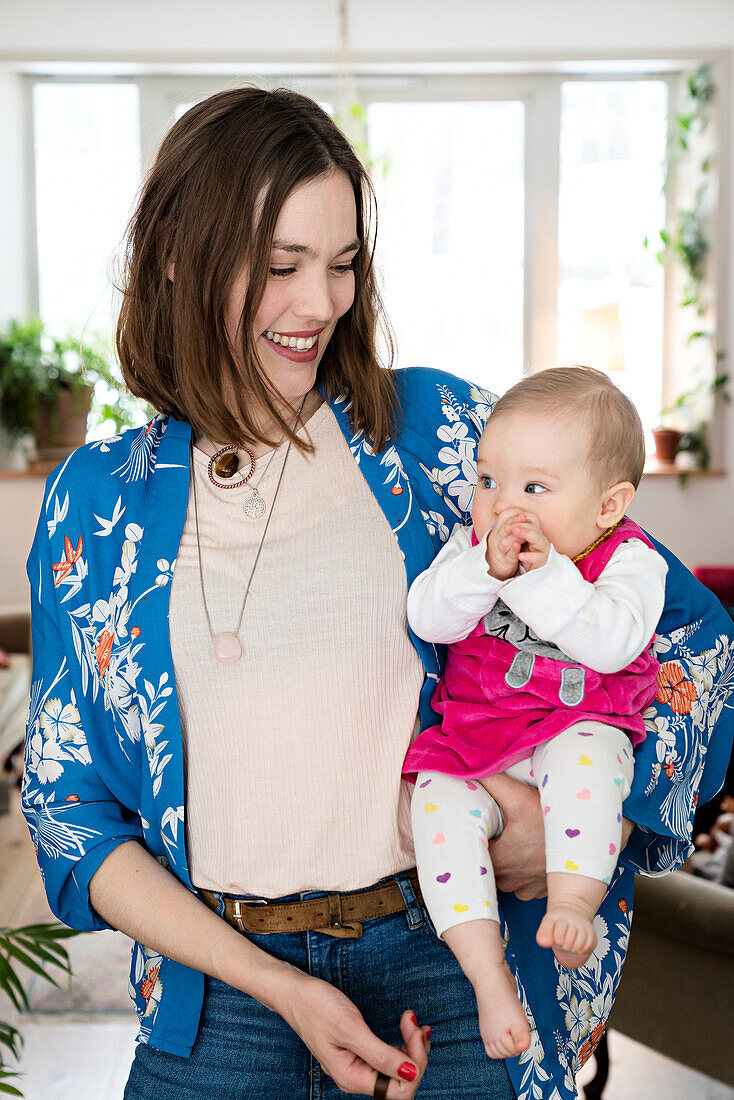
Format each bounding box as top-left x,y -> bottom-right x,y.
168,401 -> 424,896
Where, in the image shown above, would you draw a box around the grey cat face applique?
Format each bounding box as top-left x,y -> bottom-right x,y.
483,599 -> 573,662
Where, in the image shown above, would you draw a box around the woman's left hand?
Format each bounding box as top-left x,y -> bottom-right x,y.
483,773 -> 548,899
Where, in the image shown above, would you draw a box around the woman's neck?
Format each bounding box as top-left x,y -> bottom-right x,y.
196,387 -> 324,461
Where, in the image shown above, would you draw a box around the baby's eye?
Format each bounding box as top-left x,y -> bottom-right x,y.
525,482 -> 548,494
482,476 -> 497,490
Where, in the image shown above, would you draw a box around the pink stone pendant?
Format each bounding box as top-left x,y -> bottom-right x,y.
213,632 -> 242,663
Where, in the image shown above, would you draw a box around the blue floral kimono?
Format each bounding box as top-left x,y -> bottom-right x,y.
22,367 -> 734,1100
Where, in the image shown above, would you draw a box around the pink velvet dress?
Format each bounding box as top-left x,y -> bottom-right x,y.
402,518 -> 659,782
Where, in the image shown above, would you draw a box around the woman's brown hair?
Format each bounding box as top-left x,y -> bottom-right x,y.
116,86 -> 397,451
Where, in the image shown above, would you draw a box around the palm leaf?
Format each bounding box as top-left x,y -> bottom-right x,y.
0,940 -> 64,988
0,1024 -> 21,1062
0,920 -> 85,1098
8,924 -> 77,942
0,956 -> 28,1013
0,1075 -> 23,1097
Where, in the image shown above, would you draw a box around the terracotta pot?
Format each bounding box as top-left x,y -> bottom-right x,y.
35,382 -> 94,462
651,428 -> 682,465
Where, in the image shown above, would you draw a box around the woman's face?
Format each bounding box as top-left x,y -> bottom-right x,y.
225,169 -> 359,411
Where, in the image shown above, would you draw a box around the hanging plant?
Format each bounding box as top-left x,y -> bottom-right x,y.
648,64 -> 727,473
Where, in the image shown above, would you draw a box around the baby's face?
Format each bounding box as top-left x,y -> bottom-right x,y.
472,409 -> 608,560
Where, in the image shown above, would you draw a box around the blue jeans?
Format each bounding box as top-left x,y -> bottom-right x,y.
124,869 -> 516,1099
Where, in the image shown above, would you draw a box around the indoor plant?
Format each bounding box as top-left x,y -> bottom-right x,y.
0,920 -> 80,1095
653,369 -> 729,467
0,318 -> 151,469
0,318 -> 94,457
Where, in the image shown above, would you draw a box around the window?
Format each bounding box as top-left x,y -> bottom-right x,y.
557,80 -> 667,439
33,82 -> 141,337
368,100 -> 524,395
27,67 -> 719,445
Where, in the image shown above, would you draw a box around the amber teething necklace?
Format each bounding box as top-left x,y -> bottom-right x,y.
191,394 -> 307,663
571,520 -> 623,564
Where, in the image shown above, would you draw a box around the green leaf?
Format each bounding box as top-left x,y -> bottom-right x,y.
0,939 -> 62,986
0,1022 -> 22,1061
0,955 -> 28,1013
12,938 -> 71,974
6,924 -> 79,942
0,1069 -> 24,1098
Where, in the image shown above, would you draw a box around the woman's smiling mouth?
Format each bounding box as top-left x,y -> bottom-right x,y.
261,327 -> 325,361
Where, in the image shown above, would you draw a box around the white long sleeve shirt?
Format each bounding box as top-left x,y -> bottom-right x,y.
407,526 -> 668,675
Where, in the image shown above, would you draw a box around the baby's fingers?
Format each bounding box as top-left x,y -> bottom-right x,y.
499,536 -> 522,556
510,524 -> 548,550
518,550 -> 547,568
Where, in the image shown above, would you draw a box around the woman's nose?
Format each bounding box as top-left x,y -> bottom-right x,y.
293,272 -> 333,323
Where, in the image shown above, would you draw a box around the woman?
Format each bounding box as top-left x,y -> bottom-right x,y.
22,87 -> 733,1100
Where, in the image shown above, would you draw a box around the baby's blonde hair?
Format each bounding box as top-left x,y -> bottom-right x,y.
488,366 -> 646,489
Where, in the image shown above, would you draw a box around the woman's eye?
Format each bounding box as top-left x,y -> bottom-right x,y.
483,476 -> 497,490
525,483 -> 548,494
269,267 -> 296,278
331,261 -> 355,275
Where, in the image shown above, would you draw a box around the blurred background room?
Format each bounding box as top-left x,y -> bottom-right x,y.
0,1 -> 733,1097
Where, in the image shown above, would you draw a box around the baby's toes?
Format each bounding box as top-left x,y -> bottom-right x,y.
535,916 -> 554,947
565,924 -> 583,953
510,1021 -> 531,1055
554,920 -> 571,948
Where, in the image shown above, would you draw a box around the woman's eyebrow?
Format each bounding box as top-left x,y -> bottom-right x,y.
271,238 -> 361,257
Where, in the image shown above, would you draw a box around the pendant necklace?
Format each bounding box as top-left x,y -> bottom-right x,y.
191,394 -> 307,663
205,429 -> 293,519
241,444 -> 281,519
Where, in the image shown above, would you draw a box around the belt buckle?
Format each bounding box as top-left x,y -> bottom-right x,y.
231,897 -> 267,934
315,893 -> 363,939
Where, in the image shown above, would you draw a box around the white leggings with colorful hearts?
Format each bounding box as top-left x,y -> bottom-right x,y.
411,721 -> 635,938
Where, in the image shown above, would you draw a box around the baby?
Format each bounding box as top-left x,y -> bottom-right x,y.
403,366 -> 667,1059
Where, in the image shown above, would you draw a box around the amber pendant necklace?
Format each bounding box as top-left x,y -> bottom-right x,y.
207,445 -> 255,489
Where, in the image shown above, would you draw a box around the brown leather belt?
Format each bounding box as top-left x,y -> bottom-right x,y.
198,869 -> 423,940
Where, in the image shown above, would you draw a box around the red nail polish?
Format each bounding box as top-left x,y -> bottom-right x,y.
398,1062 -> 417,1082
410,1012 -> 418,1026
426,1026 -> 432,1041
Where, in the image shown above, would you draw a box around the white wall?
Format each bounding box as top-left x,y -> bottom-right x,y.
1,0 -> 734,59
1,0 -> 733,607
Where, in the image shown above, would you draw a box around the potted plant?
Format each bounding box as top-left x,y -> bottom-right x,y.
652,370 -> 729,467
0,318 -> 151,471
651,422 -> 683,465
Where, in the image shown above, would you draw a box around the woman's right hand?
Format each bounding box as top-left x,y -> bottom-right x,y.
89,843 -> 429,1095
280,968 -> 430,1097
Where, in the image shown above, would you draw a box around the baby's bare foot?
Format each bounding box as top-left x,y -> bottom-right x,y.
473,960 -> 531,1059
537,904 -> 597,968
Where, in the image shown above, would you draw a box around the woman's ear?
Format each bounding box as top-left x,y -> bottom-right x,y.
598,481 -> 636,529
166,261 -> 175,281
